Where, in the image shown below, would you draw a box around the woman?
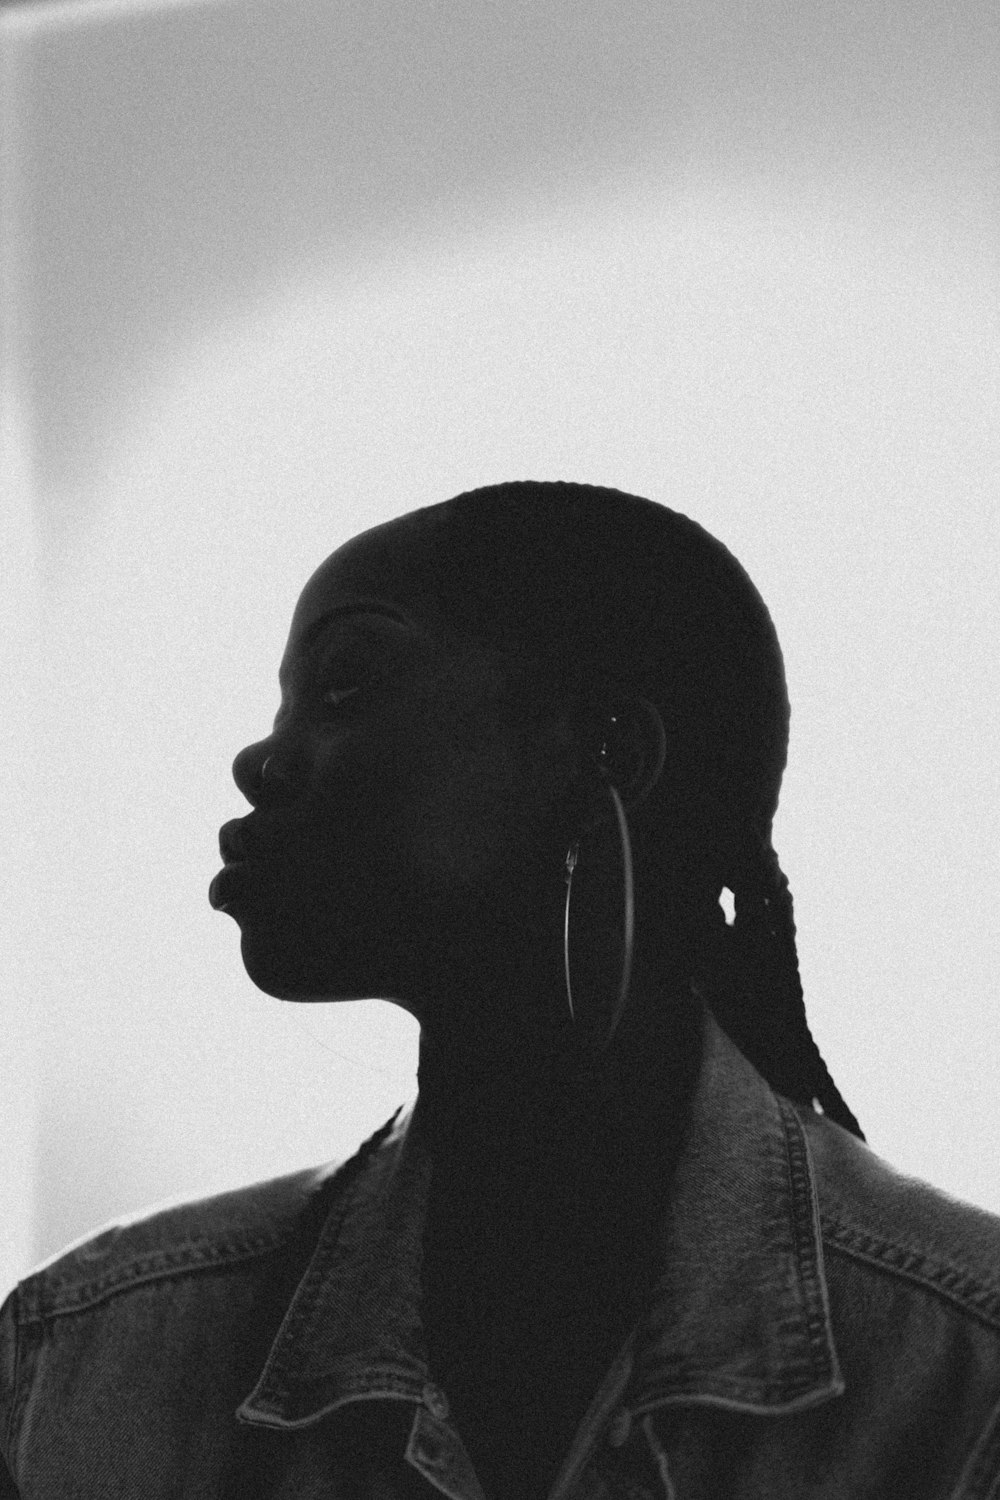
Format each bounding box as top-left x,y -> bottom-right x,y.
4,481 -> 1000,1499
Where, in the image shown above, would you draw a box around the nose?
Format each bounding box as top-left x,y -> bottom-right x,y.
232,739 -> 277,805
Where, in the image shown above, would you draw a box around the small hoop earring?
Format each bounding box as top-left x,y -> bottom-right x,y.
563,782 -> 635,1050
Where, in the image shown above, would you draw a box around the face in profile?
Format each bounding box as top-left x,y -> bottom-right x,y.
214,516 -> 575,1026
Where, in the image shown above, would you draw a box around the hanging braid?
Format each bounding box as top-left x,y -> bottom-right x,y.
707,839 -> 865,1141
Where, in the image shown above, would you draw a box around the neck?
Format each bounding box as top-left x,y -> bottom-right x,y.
415,960 -> 706,1418
414,955 -> 706,1230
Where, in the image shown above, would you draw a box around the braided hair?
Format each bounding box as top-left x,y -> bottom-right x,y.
708,842 -> 865,1139
404,480 -> 865,1141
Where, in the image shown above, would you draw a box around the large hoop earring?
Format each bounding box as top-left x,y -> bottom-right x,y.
563,782 -> 635,1050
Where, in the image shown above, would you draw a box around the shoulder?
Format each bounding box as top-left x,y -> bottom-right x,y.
0,1109 -> 405,1496
795,1102 -> 1000,1331
2,1108 -> 403,1328
6,1165 -> 330,1328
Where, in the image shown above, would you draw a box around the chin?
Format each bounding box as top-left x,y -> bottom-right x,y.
238,927 -> 379,1004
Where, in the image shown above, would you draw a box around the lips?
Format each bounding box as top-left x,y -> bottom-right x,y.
211,820 -> 257,912
218,819 -> 249,864
209,861 -> 248,910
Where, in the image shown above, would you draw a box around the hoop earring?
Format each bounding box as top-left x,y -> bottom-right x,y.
563,782 -> 635,1050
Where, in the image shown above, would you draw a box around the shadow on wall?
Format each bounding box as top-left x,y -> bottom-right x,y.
9,0 -> 994,543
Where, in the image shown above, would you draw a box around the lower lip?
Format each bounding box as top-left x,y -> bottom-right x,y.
209,862 -> 249,910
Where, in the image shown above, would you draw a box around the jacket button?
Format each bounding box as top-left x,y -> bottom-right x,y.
423,1383 -> 450,1420
607,1407 -> 632,1447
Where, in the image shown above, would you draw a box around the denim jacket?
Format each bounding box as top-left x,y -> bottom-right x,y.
4,1010 -> 1000,1499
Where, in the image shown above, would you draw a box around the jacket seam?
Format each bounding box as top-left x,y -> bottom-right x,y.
778,1099 -> 840,1384
234,1112 -> 408,1403
1,1133 -> 405,1479
822,1227 -> 1000,1335
17,1235 -> 290,1325
18,1114 -> 404,1330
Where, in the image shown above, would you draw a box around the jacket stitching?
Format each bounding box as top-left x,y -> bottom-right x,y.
232,1112 -> 403,1404
822,1228 -> 1000,1335
18,1236 -> 290,1324
778,1099 -> 839,1385
16,1116 -> 406,1330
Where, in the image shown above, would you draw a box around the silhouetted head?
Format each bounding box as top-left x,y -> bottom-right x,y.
225,480 -> 862,1138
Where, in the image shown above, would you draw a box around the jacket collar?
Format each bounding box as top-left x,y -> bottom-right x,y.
237,1008 -> 843,1431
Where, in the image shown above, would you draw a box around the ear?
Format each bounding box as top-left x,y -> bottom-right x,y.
586,692 -> 667,821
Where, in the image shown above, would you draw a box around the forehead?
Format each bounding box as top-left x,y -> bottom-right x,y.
280,515 -> 459,682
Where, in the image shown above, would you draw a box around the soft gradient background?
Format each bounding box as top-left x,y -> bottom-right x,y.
2,0 -> 997,1292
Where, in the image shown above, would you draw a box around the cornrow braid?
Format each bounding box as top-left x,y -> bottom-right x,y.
714,840 -> 865,1142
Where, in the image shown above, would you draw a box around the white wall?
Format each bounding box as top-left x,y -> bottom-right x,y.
2,0 -> 997,1285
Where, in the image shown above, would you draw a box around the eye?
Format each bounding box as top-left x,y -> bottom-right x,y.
321,685 -> 362,711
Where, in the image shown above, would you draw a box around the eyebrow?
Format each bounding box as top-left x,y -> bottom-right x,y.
279,601 -> 411,689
